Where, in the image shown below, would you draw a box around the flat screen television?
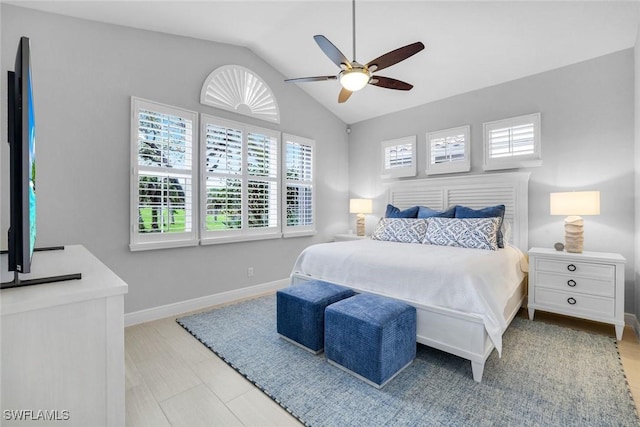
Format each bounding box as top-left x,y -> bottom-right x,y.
2,37 -> 81,289
7,36 -> 36,275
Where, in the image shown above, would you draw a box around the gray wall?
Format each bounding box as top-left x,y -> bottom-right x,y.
349,49 -> 636,313
1,5 -> 350,313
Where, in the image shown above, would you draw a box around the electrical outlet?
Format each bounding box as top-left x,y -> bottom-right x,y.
247,267 -> 254,277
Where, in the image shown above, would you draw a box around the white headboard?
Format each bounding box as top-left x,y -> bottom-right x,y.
386,172 -> 530,252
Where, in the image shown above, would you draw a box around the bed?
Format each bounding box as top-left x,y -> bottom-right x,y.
290,171 -> 530,382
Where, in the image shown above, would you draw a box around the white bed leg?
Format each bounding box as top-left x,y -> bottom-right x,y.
615,324 -> 624,341
471,361 -> 484,383
528,308 -> 534,320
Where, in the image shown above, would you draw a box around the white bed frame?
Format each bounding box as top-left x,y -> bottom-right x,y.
292,171 -> 530,382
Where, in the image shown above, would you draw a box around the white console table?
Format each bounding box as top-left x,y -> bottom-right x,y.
1,245 -> 128,426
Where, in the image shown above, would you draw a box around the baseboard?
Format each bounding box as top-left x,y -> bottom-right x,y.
624,312 -> 640,340
124,278 -> 290,326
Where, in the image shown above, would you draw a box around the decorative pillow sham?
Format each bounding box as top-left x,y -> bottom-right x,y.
423,217 -> 501,251
417,205 -> 456,219
385,204 -> 419,218
372,218 -> 429,243
454,204 -> 506,248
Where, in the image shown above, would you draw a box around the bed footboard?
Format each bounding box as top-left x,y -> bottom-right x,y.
290,273 -> 526,383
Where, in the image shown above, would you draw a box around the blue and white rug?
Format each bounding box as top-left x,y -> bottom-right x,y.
178,295 -> 639,426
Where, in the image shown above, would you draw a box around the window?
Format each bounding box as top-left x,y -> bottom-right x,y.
130,98 -> 198,251
483,113 -> 542,170
201,115 -> 280,244
200,65 -> 280,124
381,136 -> 416,179
426,125 -> 470,175
283,134 -> 316,237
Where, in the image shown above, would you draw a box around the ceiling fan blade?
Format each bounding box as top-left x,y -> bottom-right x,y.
314,35 -> 352,69
338,88 -> 353,103
369,76 -> 414,91
365,42 -> 425,73
285,75 -> 337,83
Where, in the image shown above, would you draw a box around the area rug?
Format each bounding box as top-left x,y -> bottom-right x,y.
177,295 -> 639,426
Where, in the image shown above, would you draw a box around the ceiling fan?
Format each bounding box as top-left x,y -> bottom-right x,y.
285,0 -> 425,103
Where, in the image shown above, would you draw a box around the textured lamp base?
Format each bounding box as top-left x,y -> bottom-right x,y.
356,213 -> 365,237
564,216 -> 584,253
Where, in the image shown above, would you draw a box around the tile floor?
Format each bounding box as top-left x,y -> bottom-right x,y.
125,298 -> 640,426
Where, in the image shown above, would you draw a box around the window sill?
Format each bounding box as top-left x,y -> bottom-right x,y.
483,159 -> 542,171
129,239 -> 199,252
200,233 -> 282,245
283,230 -> 317,239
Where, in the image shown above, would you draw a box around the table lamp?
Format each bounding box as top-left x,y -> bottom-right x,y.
549,191 -> 600,253
349,198 -> 372,237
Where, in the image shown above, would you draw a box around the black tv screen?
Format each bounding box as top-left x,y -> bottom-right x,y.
7,36 -> 36,274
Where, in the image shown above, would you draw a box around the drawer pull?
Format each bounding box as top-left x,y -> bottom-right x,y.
567,264 -> 577,272
567,297 -> 577,305
567,279 -> 577,287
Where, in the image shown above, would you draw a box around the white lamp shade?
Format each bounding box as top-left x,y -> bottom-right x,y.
349,198 -> 373,214
550,191 -> 600,216
340,69 -> 370,91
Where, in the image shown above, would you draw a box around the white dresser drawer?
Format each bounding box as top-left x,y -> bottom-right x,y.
534,288 -> 615,318
535,258 -> 614,280
536,272 -> 614,297
528,247 -> 626,341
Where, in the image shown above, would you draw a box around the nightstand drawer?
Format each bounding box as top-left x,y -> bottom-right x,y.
535,258 -> 614,280
534,288 -> 615,318
528,247 -> 626,341
536,272 -> 614,297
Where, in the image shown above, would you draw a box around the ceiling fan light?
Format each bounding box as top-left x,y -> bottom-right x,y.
339,69 -> 370,91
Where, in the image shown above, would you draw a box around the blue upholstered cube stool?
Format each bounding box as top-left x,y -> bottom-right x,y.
277,280 -> 355,354
325,293 -> 416,389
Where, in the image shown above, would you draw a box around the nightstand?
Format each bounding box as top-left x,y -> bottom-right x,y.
334,234 -> 368,242
528,247 -> 626,340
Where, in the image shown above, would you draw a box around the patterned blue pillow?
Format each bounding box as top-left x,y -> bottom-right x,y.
455,205 -> 506,248
372,218 -> 429,243
385,204 -> 419,218
417,205 -> 456,218
423,217 -> 500,251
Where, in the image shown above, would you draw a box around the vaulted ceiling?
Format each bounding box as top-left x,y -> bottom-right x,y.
11,1 -> 640,124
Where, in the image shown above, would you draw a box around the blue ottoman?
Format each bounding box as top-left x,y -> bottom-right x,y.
325,293 -> 416,388
277,280 -> 355,354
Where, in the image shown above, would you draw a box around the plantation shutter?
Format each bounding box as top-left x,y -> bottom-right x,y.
385,144 -> 413,169
483,113 -> 542,171
430,135 -> 466,164
204,122 -> 243,233
425,125 -> 470,175
283,134 -> 315,237
247,131 -> 279,229
130,98 -> 198,251
201,115 -> 280,244
381,136 -> 416,179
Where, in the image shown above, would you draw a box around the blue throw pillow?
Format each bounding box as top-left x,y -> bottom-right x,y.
455,205 -> 506,248
385,204 -> 419,218
417,205 -> 456,219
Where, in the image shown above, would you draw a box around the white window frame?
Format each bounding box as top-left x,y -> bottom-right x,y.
130,97 -> 199,251
426,125 -> 471,175
200,114 -> 281,245
282,134 -> 316,238
483,112 -> 542,171
381,136 -> 417,179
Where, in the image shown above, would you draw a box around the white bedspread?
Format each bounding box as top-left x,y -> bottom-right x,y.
291,239 -> 527,355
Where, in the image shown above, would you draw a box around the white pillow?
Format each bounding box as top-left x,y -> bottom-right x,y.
371,218 -> 429,244
423,217 -> 500,251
